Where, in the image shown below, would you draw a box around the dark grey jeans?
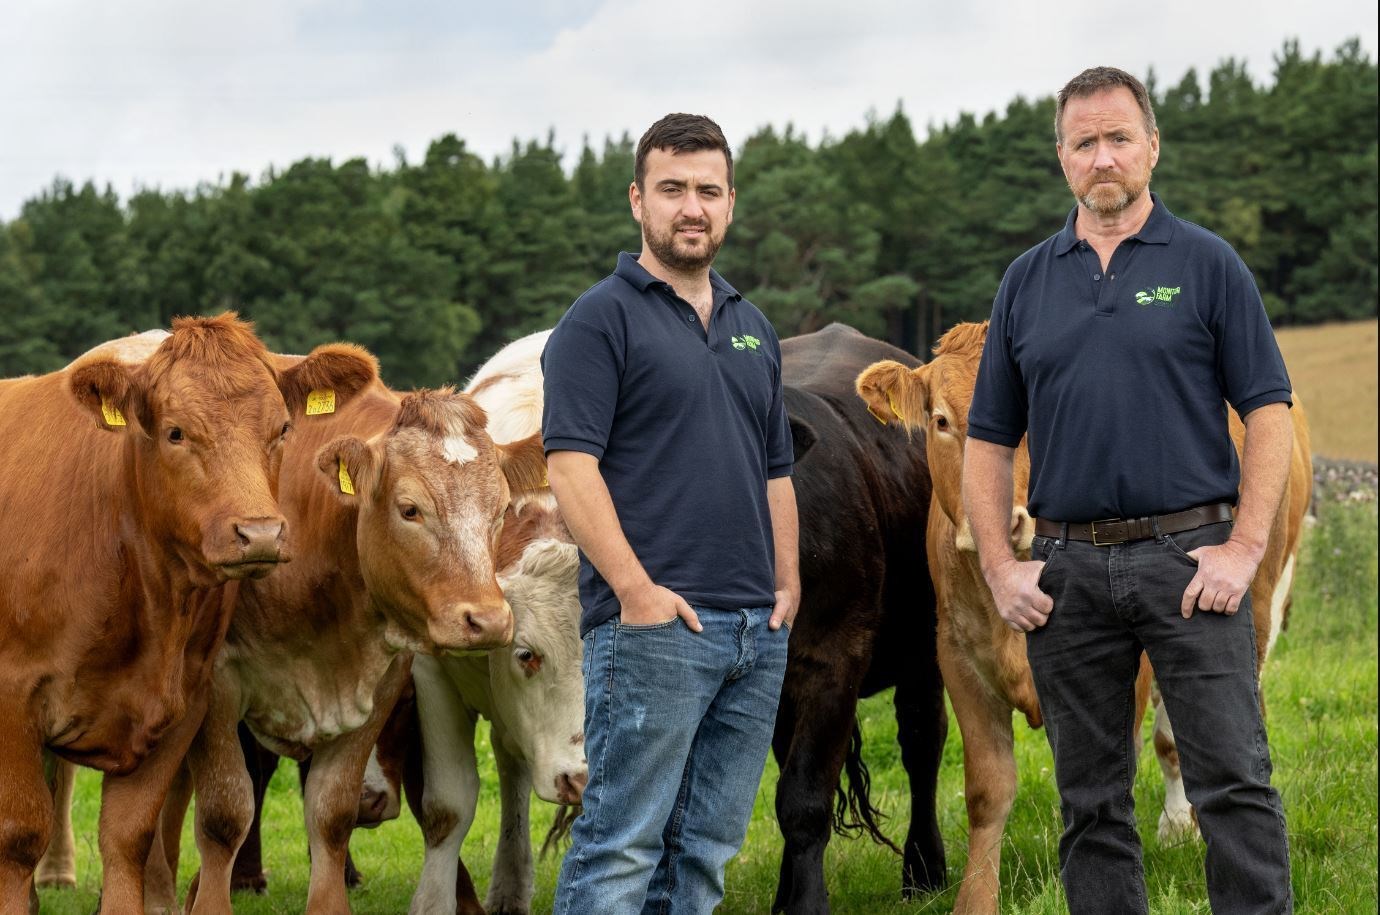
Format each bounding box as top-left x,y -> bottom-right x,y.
1026,520 -> 1292,914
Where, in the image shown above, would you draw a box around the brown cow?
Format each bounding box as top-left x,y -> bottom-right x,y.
855,321 -> 1311,914
0,314 -> 376,914
154,364 -> 547,914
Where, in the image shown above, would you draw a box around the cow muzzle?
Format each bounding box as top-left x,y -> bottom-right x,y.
215,516 -> 289,579
432,599 -> 515,654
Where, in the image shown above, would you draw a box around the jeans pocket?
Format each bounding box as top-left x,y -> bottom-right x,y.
615,616 -> 681,632
582,629 -> 595,679
1035,537 -> 1060,589
1163,534 -> 1200,565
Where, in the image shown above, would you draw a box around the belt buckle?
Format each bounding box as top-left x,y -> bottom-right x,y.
1090,518 -> 1125,546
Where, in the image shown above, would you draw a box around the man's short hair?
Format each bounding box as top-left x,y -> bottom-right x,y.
634,113 -> 734,190
1055,67 -> 1157,143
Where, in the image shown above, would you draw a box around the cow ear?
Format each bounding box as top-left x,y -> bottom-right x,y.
855,360 -> 927,435
67,357 -> 149,434
279,344 -> 380,417
316,436 -> 378,502
788,415 -> 819,462
496,432 -> 549,496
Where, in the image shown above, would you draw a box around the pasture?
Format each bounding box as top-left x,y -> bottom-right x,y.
39,493 -> 1377,913
1275,319 -> 1378,462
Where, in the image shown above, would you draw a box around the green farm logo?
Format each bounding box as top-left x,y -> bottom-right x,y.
731,334 -> 762,351
1135,286 -> 1181,307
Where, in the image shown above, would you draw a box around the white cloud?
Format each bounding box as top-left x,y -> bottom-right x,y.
0,0 -> 1373,217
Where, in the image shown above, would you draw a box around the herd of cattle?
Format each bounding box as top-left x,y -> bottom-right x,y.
0,314 -> 1310,915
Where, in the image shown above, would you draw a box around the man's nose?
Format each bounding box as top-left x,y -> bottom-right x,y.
1093,141 -> 1117,170
680,192 -> 706,218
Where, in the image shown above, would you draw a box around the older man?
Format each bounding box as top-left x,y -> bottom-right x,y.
964,67 -> 1294,913
542,113 -> 799,915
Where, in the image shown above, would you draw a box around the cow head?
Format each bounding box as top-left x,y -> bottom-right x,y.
66,313 -> 377,586
315,389 -> 548,654
855,321 -> 1036,556
487,494 -> 587,805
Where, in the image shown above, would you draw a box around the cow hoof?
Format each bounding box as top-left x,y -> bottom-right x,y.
1157,808 -> 1200,843
35,875 -> 76,889
231,871 -> 269,894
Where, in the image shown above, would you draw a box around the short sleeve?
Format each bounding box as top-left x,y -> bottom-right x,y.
1215,257 -> 1293,416
967,269 -> 1029,447
541,318 -> 622,460
764,333 -> 793,478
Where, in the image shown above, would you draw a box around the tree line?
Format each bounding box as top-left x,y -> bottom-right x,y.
0,38 -> 1373,388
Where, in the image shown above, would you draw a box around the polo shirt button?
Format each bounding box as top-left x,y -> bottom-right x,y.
1093,273 -> 1101,281
686,314 -> 695,322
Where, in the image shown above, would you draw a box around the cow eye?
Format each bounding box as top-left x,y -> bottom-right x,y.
400,504 -> 421,522
167,427 -> 184,444
280,422 -> 291,439
934,415 -> 949,431
514,647 -> 534,664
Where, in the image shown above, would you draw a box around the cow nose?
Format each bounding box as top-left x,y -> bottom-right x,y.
234,518 -> 286,560
555,771 -> 588,805
435,600 -> 514,653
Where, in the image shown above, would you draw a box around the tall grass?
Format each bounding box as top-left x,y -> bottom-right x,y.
40,499 -> 1377,913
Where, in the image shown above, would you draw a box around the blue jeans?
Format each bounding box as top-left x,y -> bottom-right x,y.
554,606 -> 789,915
1027,521 -> 1291,914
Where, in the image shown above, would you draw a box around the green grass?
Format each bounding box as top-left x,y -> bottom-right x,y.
41,499 -> 1377,913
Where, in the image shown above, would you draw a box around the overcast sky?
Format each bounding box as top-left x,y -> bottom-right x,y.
0,0 -> 1374,220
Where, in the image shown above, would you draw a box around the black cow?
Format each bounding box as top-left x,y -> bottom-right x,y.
772,322 -> 946,913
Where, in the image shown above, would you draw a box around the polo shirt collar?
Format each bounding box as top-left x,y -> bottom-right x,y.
614,251 -> 743,305
1054,191 -> 1175,255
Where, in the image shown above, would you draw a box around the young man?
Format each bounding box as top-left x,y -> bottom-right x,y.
964,68 -> 1294,913
542,113 -> 799,914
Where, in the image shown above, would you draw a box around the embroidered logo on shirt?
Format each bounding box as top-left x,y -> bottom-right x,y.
731,334 -> 762,351
1135,286 -> 1181,307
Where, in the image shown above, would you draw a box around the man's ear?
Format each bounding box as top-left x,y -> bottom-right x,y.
316,436 -> 378,503
67,357 -> 150,434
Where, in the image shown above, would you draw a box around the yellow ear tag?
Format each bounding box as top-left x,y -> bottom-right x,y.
306,389 -> 337,416
337,457 -> 356,495
886,392 -> 905,422
101,397 -> 127,427
867,404 -> 889,426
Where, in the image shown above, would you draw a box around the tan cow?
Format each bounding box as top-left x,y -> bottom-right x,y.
411,329 -> 587,915
855,321 -> 1311,914
0,314 -> 377,914
141,360 -> 548,914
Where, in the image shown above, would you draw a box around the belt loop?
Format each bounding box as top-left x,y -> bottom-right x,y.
1058,522 -> 1068,548
1151,514 -> 1164,542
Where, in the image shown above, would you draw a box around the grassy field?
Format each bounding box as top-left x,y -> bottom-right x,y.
41,494 -> 1377,913
1275,319 -> 1378,462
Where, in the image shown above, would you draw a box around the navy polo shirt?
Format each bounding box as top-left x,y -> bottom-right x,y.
968,194 -> 1292,522
542,252 -> 793,636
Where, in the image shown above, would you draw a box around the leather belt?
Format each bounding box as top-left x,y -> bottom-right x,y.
1034,503 -> 1234,546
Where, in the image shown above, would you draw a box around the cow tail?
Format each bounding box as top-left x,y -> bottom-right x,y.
539,804 -> 580,859
832,719 -> 902,854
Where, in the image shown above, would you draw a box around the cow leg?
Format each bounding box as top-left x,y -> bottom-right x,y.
184,673 -> 252,915
302,655 -> 411,914
95,693 -> 208,915
409,655 -> 481,915
772,678 -> 862,915
893,649 -> 948,896
34,755 -> 76,888
485,725 -> 534,915
0,727 -> 52,915
1152,686 -> 1195,842
231,724 -> 278,893
143,762 -> 192,911
940,641 -> 1016,915
295,755 -> 363,889
769,693 -> 799,912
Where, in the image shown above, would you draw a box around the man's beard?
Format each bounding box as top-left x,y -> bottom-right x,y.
1072,168 -> 1151,216
644,219 -> 724,272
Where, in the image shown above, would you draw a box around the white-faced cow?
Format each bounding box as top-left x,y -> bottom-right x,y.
855,320 -> 1312,914
0,314 -> 377,914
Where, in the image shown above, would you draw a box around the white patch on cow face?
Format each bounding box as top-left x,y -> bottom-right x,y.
442,433 -> 478,464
